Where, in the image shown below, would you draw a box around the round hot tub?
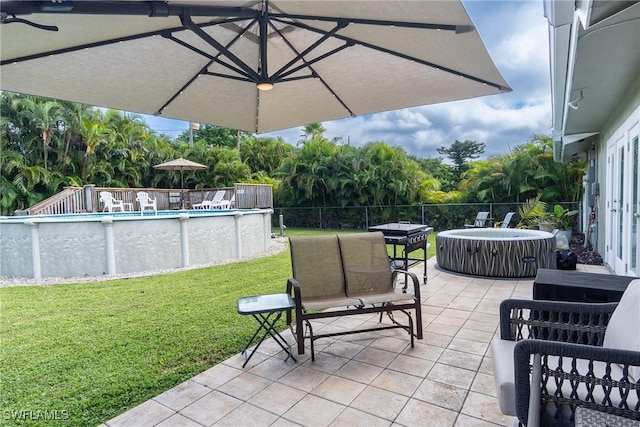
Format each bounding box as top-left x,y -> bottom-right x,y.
436,228 -> 556,278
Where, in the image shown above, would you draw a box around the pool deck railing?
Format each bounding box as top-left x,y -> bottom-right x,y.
14,184 -> 274,216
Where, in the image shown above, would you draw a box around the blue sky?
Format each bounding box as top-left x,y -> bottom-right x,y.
144,1 -> 551,159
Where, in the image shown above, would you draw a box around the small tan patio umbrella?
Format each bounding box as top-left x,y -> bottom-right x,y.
154,157 -> 207,209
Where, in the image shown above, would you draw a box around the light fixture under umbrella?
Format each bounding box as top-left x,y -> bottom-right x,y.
153,157 -> 207,209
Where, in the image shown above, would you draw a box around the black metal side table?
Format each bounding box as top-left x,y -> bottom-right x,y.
533,268 -> 634,303
237,293 -> 297,368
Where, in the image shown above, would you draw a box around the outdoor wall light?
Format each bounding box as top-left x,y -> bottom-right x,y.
568,89 -> 584,110
257,81 -> 274,91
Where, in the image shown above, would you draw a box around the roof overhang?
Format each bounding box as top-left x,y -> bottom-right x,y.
544,0 -> 640,162
553,132 -> 599,161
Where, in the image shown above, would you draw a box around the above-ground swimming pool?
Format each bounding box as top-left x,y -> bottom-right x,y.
436,228 -> 556,278
0,209 -> 273,279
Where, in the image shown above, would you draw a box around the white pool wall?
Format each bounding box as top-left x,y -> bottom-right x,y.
0,209 -> 272,279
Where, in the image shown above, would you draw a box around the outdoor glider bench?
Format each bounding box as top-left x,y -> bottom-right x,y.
286,232 -> 423,361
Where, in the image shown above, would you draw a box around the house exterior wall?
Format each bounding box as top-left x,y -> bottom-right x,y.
596,74 -> 640,275
545,0 -> 639,277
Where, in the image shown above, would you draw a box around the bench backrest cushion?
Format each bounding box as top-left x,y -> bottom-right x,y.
338,232 -> 394,297
603,278 -> 640,380
289,235 -> 345,299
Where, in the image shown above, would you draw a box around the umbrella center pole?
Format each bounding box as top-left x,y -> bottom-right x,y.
180,169 -> 185,209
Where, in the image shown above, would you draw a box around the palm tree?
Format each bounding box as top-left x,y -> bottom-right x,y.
205,146 -> 251,188
103,110 -> 152,187
298,122 -> 326,146
81,115 -> 114,181
13,96 -> 64,171
240,136 -> 293,175
58,100 -> 92,168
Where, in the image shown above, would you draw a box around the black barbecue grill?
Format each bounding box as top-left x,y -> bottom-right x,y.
368,222 -> 433,284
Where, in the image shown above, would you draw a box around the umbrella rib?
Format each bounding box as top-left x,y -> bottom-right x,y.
268,21 -> 356,118
1,2 -> 468,33
182,14 -> 260,82
0,2 -> 257,19
277,74 -> 317,83
201,71 -> 255,82
0,16 -> 247,66
276,43 -> 352,81
162,31 -> 254,81
270,13 -> 471,33
269,19 -> 348,82
280,19 -> 509,91
157,16 -> 258,116
0,25 -> 186,65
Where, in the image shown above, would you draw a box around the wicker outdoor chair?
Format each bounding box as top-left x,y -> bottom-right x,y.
491,279 -> 640,426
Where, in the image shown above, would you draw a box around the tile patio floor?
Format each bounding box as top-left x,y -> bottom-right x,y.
103,260 -> 609,427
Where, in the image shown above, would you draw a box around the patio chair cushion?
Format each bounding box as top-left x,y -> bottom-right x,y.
492,339 -> 518,416
602,279 -> 640,380
338,233 -> 392,294
290,235 -> 355,308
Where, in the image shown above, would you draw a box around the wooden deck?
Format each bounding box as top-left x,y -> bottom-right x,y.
14,184 -> 273,215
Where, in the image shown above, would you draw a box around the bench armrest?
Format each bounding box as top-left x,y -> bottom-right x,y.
499,299 -> 617,345
285,278 -> 302,326
391,268 -> 421,302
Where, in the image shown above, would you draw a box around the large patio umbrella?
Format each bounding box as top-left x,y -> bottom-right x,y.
0,1 -> 510,134
154,157 -> 207,209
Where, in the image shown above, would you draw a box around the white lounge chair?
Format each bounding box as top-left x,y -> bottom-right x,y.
500,212 -> 515,228
210,193 -> 235,209
136,191 -> 157,215
193,190 -> 225,209
192,191 -> 212,209
464,211 -> 491,228
99,191 -> 125,213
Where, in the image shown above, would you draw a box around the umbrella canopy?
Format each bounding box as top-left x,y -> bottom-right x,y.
154,157 -> 208,172
154,157 -> 207,208
0,1 -> 511,134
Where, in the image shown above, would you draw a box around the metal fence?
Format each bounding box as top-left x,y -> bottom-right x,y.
272,202 -> 582,232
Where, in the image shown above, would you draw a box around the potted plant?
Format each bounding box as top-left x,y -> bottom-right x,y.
550,204 -> 579,241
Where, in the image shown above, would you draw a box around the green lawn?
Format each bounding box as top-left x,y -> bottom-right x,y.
0,229 -> 435,426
